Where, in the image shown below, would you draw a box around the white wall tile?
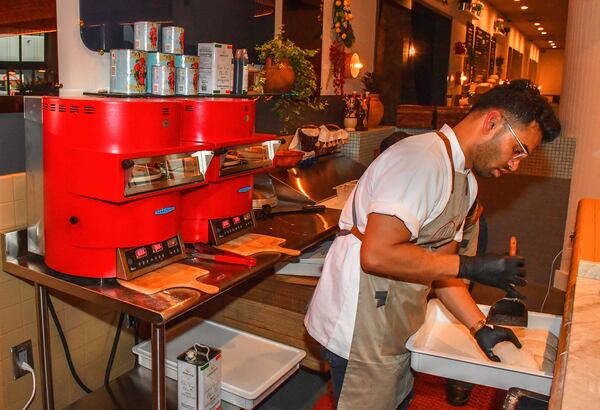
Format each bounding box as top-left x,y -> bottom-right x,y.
0,202 -> 16,231
14,200 -> 26,227
0,304 -> 23,335
0,176 -> 14,204
12,174 -> 26,201
0,279 -> 20,310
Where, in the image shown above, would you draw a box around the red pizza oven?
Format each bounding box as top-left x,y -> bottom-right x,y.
43,97 -> 211,278
178,98 -> 281,244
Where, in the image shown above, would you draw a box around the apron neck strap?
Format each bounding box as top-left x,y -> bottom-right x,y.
435,131 -> 455,194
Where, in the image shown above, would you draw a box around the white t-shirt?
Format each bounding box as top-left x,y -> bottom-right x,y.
304,124 -> 478,359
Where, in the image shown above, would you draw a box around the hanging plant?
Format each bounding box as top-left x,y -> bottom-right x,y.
333,0 -> 355,48
330,41 -> 345,95
330,0 -> 356,95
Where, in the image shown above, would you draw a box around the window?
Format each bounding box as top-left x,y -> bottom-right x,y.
0,0 -> 58,111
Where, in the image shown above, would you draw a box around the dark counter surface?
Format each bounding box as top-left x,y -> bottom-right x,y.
0,208 -> 341,325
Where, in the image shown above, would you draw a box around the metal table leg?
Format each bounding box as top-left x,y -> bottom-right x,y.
35,284 -> 54,410
151,323 -> 166,410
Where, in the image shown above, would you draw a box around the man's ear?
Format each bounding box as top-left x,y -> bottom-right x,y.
482,110 -> 502,137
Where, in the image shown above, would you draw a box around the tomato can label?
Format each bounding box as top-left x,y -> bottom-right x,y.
176,67 -> 198,95
134,21 -> 159,52
175,55 -> 199,70
162,26 -> 184,54
152,65 -> 175,95
146,52 -> 175,93
110,49 -> 147,94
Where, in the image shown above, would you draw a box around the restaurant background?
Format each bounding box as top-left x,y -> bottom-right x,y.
0,0 -> 585,409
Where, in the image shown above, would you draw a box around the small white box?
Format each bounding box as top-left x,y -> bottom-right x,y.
406,299 -> 561,395
178,344 -> 222,410
197,43 -> 233,94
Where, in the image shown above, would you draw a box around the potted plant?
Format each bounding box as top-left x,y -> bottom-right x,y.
471,1 -> 484,16
361,72 -> 384,128
255,29 -> 326,134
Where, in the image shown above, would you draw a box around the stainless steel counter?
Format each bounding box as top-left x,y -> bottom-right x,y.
0,208 -> 341,410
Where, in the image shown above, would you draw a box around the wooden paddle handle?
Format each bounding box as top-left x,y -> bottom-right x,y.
509,236 -> 517,256
193,282 -> 219,294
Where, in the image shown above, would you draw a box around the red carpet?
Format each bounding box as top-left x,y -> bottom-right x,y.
313,372 -> 506,410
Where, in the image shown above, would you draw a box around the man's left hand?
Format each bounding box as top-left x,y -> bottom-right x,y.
474,325 -> 522,362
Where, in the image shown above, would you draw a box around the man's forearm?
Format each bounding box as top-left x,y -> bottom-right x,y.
433,280 -> 485,330
361,242 -> 460,282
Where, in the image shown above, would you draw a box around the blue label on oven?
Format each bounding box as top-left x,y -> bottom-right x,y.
155,206 -> 176,215
238,186 -> 252,193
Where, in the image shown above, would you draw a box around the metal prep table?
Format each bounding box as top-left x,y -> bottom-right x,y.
0,208 -> 341,410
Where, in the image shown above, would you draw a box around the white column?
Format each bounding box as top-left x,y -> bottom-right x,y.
560,0 -> 600,270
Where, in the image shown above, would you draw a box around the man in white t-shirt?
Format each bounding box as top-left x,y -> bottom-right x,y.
304,80 -> 561,410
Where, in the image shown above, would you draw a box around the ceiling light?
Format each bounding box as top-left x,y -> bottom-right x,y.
552,45 -> 557,48
521,6 -> 529,10
537,27 -> 544,31
541,32 -> 547,35
534,22 -> 540,26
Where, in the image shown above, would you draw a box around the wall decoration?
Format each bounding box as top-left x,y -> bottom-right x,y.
330,0 -> 356,95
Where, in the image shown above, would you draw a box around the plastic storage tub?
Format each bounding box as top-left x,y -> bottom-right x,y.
406,299 -> 561,395
132,318 -> 306,409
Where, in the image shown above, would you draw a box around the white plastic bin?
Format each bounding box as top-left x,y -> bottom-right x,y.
133,318 -> 306,409
406,299 -> 561,395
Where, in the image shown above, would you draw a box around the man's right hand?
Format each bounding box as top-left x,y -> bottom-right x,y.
457,254 -> 527,298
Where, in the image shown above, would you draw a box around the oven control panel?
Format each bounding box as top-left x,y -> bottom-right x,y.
117,235 -> 185,280
209,212 -> 255,244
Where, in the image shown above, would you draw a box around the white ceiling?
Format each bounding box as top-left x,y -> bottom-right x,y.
484,0 -> 568,50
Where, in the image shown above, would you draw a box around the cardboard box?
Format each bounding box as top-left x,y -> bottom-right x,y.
197,43 -> 233,94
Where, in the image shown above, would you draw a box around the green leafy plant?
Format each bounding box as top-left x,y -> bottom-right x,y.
360,72 -> 381,94
471,1 -> 484,13
255,29 -> 326,134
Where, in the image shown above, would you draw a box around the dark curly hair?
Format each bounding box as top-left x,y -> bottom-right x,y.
470,79 -> 561,142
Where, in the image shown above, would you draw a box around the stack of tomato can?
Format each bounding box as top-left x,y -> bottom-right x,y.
109,22 -> 199,96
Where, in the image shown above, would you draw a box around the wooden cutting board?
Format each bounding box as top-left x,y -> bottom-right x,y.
217,233 -> 301,256
117,263 -> 219,295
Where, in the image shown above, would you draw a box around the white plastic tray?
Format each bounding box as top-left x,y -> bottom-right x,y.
406,299 -> 561,395
133,318 -> 306,409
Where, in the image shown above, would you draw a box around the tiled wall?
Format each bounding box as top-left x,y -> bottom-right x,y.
0,172 -> 135,409
516,136 -> 576,179
0,173 -> 26,232
341,126 -> 397,166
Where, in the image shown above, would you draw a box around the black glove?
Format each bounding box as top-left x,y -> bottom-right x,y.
474,324 -> 522,362
457,254 -> 527,299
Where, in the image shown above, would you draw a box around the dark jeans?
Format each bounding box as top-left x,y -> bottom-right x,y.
321,346 -> 414,409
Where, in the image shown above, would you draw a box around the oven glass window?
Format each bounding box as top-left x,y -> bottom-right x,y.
124,152 -> 204,196
220,142 -> 274,177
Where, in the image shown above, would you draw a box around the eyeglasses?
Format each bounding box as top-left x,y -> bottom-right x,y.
501,115 -> 529,160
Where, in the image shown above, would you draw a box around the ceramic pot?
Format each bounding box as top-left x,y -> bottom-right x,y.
263,57 -> 295,93
344,117 -> 358,131
367,94 -> 384,128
